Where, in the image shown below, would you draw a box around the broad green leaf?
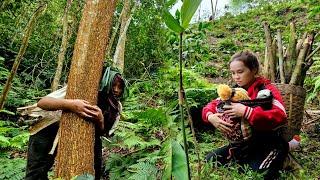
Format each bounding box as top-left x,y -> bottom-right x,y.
163,10 -> 184,33
172,140 -> 188,180
161,140 -> 173,180
181,0 -> 202,29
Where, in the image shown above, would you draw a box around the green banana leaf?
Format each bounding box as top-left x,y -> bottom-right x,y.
181,0 -> 202,29
163,10 -> 184,33
162,140 -> 188,180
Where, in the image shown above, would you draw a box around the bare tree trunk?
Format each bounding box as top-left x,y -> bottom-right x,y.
0,3 -> 47,109
277,30 -> 285,83
290,33 -> 314,85
113,0 -> 132,72
54,0 -> 117,179
51,0 -> 73,91
210,0 -> 214,21
213,0 -> 218,20
106,0 -> 126,58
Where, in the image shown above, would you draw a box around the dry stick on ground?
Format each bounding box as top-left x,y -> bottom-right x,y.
0,3 -> 47,109
51,0 -> 73,91
263,22 -> 276,82
290,33 -> 314,85
277,30 -> 285,83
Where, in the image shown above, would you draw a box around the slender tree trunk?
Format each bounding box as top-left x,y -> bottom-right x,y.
51,0 -> 73,91
210,0 -> 214,21
113,4 -> 136,72
276,30 -> 285,83
113,0 -> 131,72
106,0 -> 126,58
213,0 -> 218,20
0,3 -> 47,109
54,0 -> 116,179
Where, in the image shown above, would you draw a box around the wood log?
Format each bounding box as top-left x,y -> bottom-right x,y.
271,37 -> 277,82
286,22 -> 297,81
300,33 -> 316,86
296,32 -> 307,56
277,29 -> 285,83
263,22 -> 276,81
290,33 -> 314,85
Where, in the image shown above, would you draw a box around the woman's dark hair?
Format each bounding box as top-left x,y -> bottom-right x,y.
230,50 -> 259,74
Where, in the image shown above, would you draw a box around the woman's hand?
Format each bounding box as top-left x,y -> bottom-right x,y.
207,113 -> 233,134
67,99 -> 104,131
223,102 -> 247,119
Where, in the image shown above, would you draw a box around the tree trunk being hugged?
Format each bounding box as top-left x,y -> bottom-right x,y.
54,0 -> 116,179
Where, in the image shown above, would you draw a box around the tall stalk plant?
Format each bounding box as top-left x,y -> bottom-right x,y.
163,1 -> 202,179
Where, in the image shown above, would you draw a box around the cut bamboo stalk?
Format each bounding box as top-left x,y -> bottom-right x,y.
290,33 -> 313,85
271,37 -> 277,82
286,22 -> 297,80
263,22 -> 276,82
277,30 -> 285,83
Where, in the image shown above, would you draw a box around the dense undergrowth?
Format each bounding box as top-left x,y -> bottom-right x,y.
0,0 -> 320,179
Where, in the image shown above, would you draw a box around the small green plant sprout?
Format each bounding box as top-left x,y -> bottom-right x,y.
162,0 -> 202,179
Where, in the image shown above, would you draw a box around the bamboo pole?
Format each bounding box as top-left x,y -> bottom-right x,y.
286,22 -> 297,79
277,30 -> 285,83
290,33 -> 313,85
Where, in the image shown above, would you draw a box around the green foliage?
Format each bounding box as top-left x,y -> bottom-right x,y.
217,38 -> 238,52
128,161 -> 158,180
185,88 -> 218,108
0,120 -> 29,150
0,158 -> 26,180
132,108 -> 168,127
72,173 -> 95,180
124,0 -> 167,78
162,140 -> 188,180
